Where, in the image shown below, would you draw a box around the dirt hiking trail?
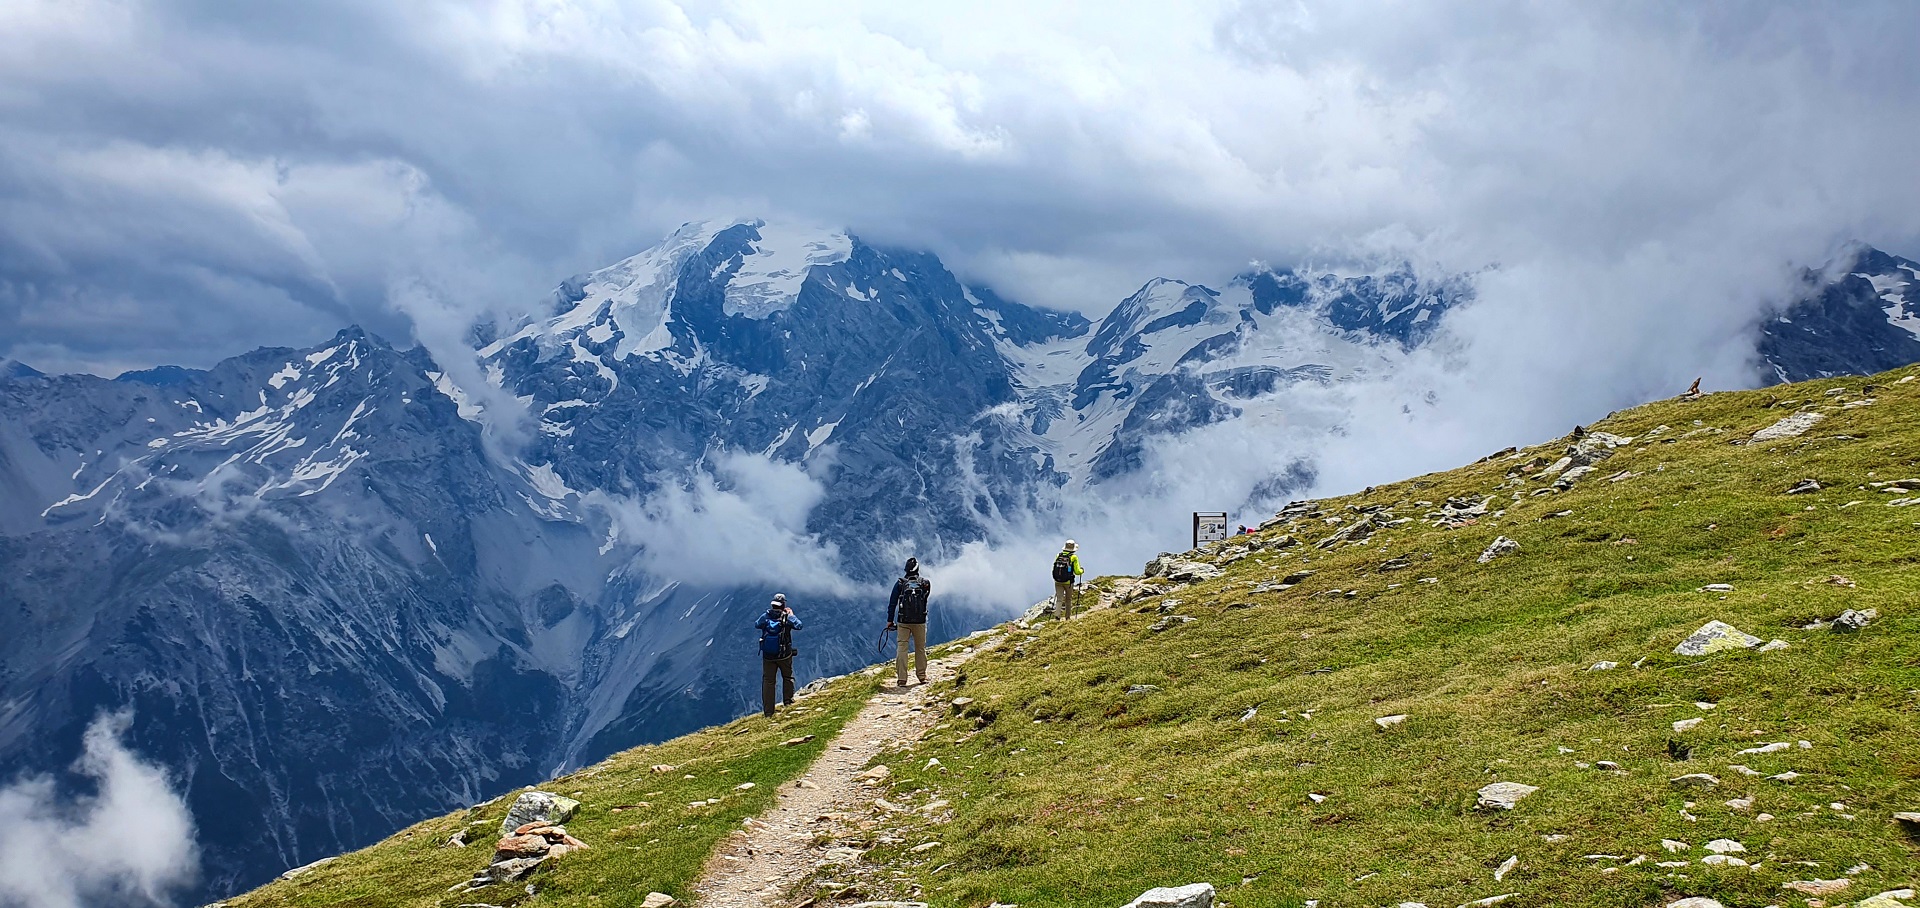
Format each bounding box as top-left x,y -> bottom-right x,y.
690,584 -> 1127,908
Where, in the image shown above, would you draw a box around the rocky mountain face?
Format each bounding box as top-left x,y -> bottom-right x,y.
1760,246 -> 1920,383
2,222 -> 1916,904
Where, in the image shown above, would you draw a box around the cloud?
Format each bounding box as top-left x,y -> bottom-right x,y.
598,450 -> 871,598
0,713 -> 198,908
5,0 -> 1920,606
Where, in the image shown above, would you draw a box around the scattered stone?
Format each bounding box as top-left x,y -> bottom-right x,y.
1459,895 -> 1515,907
1493,855 -> 1518,882
1125,684 -> 1161,695
1594,761 -> 1621,772
1279,569 -> 1316,585
1673,621 -> 1762,656
910,841 -> 941,853
857,765 -> 891,782
1783,880 -> 1852,897
781,735 -> 817,746
1379,556 -> 1412,571
1703,839 -> 1745,854
1854,888 -> 1916,908
1757,639 -> 1790,652
499,791 -> 580,838
494,833 -> 552,860
1895,811 -> 1920,832
1725,797 -> 1753,811
1477,536 -> 1520,564
642,893 -> 679,908
1375,714 -> 1409,730
442,830 -> 469,848
650,764 -> 677,773
1833,608 -> 1878,632
1696,583 -> 1734,593
1665,895 -> 1728,906
278,856 -> 338,880
950,697 -> 974,708
1239,707 -> 1258,723
1786,479 -> 1822,494
1735,742 -> 1790,756
1164,561 -> 1224,583
1150,615 -> 1198,632
1589,661 -> 1619,671
1307,792 -> 1327,803
1673,718 -> 1704,733
1121,883 -> 1215,908
1661,839 -> 1690,853
1475,782 -> 1539,811
1769,771 -> 1801,782
1751,411 -> 1825,442
1700,854 -> 1748,867
735,782 -> 755,791
1824,574 -> 1857,587
1670,773 -> 1720,789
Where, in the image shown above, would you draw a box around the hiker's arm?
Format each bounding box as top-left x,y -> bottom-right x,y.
886,581 -> 900,625
788,613 -> 803,631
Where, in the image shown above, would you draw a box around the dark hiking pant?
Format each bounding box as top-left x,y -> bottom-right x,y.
762,655 -> 795,716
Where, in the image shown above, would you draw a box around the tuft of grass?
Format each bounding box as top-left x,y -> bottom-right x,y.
226,675 -> 875,908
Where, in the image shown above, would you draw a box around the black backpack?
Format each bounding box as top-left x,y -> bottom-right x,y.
1052,551 -> 1075,583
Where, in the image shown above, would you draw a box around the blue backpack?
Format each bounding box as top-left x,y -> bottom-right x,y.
759,619 -> 792,659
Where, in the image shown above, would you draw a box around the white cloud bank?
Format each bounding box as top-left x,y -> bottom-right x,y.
0,713 -> 198,908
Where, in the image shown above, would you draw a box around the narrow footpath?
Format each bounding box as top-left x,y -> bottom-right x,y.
690,584 -> 1131,908
688,637 -> 999,908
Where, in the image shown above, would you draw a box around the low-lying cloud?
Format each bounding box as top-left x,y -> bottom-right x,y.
599,450 -> 871,599
0,713 -> 198,908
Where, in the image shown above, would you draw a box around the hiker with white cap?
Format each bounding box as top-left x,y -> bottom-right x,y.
1051,539 -> 1084,619
755,593 -> 803,717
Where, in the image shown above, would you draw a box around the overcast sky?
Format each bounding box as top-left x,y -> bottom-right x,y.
3,0 -> 1918,377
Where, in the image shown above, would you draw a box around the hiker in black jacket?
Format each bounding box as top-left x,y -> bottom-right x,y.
886,557 -> 931,687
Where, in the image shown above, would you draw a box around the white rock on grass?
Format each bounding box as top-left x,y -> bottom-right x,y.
1666,898 -> 1727,908
1672,718 -> 1704,733
1661,839 -> 1690,852
1477,536 -> 1520,564
1673,621 -> 1762,656
1475,782 -> 1539,810
1493,855 -> 1518,882
1700,854 -> 1748,867
1122,883 -> 1215,908
1782,880 -> 1852,897
1833,608 -> 1878,631
1854,889 -> 1917,908
1735,742 -> 1790,756
641,893 -> 679,908
1459,895 -> 1515,907
1751,410 -> 1825,442
1670,773 -> 1720,789
1589,661 -> 1619,671
1758,639 -> 1790,652
1703,839 -> 1745,854
1375,714 -> 1409,730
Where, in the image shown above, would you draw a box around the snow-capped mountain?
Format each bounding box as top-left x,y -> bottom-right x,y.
1761,246 -> 1920,383
4,221 -> 1915,904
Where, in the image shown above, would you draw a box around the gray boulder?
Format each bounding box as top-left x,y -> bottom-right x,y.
1475,782 -> 1538,810
1164,562 -> 1222,583
1122,883 -> 1215,908
499,791 -> 581,837
1673,621 -> 1762,656
1149,616 -> 1197,633
1833,608 -> 1878,632
1785,478 -> 1822,494
1751,410 -> 1825,442
1477,536 -> 1520,564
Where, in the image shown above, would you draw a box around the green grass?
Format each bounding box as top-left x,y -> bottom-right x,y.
227,675 -> 875,908
859,368 -> 1920,908
228,367 -> 1920,908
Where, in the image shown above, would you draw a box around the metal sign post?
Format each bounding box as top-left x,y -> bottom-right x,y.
1192,511 -> 1228,549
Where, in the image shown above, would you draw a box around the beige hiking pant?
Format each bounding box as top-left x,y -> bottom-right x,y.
1053,581 -> 1078,619
895,623 -> 928,684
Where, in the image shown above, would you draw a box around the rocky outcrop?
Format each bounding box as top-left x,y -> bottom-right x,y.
1673,621 -> 1762,656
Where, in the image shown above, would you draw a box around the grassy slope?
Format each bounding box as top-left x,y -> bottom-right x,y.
227,675 -> 876,908
862,368 -> 1919,908
228,367 -> 1919,908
